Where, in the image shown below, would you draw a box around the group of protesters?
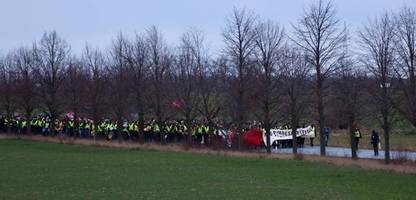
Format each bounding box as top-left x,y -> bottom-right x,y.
0,114 -> 320,149
0,115 -> 228,145
1,114 -> 381,155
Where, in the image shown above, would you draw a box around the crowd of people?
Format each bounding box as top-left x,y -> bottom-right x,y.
0,114 -> 382,156
0,115 -> 225,145
0,114 -> 314,147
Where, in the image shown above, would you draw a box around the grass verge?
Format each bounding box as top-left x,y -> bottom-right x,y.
1,138 -> 416,199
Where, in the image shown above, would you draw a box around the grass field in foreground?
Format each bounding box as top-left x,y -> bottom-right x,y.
0,139 -> 415,200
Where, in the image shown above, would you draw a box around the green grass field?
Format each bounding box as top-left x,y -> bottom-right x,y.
1,139 -> 415,200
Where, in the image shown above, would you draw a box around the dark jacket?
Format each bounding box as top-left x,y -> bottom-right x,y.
371,131 -> 380,144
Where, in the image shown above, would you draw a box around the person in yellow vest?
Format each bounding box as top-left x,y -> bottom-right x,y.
22,119 -> 28,133
177,121 -> 185,142
96,121 -> 102,138
29,118 -> 35,134
202,124 -> 209,145
85,120 -> 92,138
133,121 -> 139,140
194,123 -> 201,144
111,121 -> 117,140
165,122 -> 174,143
15,117 -> 21,135
144,121 -> 152,142
193,123 -> 198,144
79,119 -> 85,138
103,121 -> 109,140
105,121 -> 114,141
68,119 -> 75,137
152,120 -> 160,142
91,122 -> 96,138
43,117 -> 50,136
54,119 -> 60,135
172,121 -> 179,142
128,121 -> 135,139
35,118 -> 42,134
59,120 -> 65,136
99,121 -> 106,138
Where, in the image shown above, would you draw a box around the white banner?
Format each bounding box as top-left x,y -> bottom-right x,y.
263,126 -> 315,146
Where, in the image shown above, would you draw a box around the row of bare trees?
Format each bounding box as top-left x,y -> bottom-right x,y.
1,0 -> 416,163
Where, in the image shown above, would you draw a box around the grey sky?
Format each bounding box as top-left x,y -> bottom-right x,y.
1,0 -> 415,55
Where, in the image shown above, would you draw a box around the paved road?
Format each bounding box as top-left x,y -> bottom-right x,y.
272,146 -> 416,161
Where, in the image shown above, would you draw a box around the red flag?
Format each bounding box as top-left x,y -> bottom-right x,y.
171,98 -> 184,108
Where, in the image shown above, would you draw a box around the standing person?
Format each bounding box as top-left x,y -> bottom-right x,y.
122,120 -> 129,140
310,124 -> 316,147
354,128 -> 362,150
324,127 -> 331,146
370,130 -> 380,156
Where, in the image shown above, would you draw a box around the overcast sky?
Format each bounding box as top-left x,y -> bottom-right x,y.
1,0 -> 415,55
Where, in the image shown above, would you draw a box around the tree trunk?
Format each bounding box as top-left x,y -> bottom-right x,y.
349,117 -> 357,159
25,112 -> 32,135
383,116 -> 390,164
50,111 -> 57,137
265,127 -> 271,154
117,119 -> 123,144
236,63 -> 245,150
292,127 -> 298,155
317,77 -> 326,156
158,121 -> 165,145
382,84 -> 390,164
93,110 -> 98,142
291,113 -> 298,155
138,112 -> 145,144
237,87 -> 244,150
186,119 -> 192,147
73,112 -> 78,139
208,120 -> 216,148
6,115 -> 11,134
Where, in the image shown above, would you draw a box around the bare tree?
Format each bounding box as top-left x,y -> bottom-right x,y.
253,19 -> 285,153
122,33 -> 149,143
0,54 -> 17,133
394,6 -> 416,128
14,47 -> 37,134
280,47 -> 311,155
334,50 -> 365,159
222,7 -> 257,149
82,44 -> 106,138
292,0 -> 345,156
359,12 -> 396,163
146,26 -> 172,144
198,58 -> 225,147
173,29 -> 207,145
32,31 -> 69,134
108,33 -> 130,141
64,57 -> 86,137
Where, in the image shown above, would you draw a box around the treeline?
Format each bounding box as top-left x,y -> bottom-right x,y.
1,0 -> 415,162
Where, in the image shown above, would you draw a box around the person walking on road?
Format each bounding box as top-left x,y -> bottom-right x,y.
324,127 -> 330,146
370,130 -> 380,156
354,128 -> 362,150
